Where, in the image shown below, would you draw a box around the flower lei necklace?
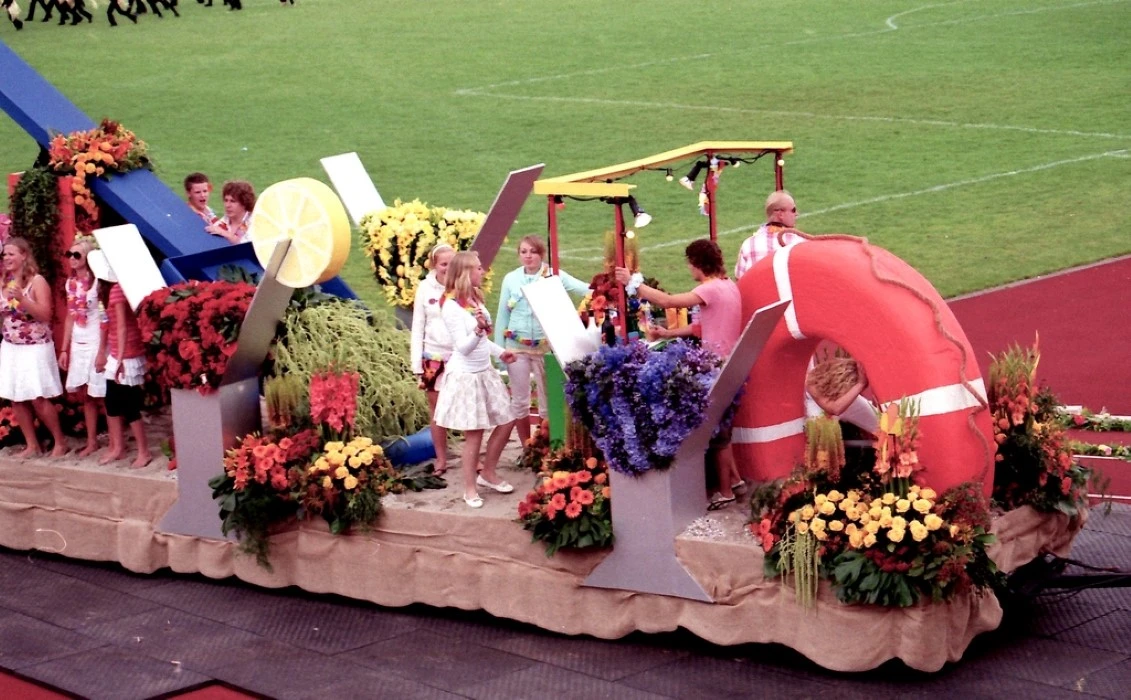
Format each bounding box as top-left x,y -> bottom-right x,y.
66,274 -> 95,326
508,264 -> 551,311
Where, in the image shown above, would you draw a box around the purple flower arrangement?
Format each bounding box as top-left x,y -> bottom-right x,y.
565,339 -> 736,476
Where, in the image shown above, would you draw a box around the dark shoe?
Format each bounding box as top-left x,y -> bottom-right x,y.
13,18 -> 22,29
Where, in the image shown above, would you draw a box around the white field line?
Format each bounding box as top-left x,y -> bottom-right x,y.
456,0 -> 1131,142
559,149 -> 1129,260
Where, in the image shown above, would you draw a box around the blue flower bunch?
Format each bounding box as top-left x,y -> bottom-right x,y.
565,339 -> 733,476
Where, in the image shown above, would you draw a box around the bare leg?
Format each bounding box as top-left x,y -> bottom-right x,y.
76,388 -> 100,457
12,401 -> 42,457
100,415 -> 125,464
32,397 -> 68,457
426,390 -> 447,474
461,429 -> 484,501
479,420 -> 515,483
129,419 -> 151,468
713,445 -> 738,500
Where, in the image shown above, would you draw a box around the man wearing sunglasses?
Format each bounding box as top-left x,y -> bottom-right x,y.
734,190 -> 804,279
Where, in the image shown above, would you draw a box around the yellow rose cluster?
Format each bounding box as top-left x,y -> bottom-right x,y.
788,485 -> 945,550
359,199 -> 488,308
308,437 -> 386,492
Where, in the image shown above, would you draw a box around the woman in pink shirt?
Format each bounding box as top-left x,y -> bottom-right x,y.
615,239 -> 745,509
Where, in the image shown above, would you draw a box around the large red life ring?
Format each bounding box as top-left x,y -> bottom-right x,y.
732,237 -> 995,496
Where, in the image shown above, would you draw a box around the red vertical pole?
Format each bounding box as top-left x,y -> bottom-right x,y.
706,157 -> 719,243
547,195 -> 560,274
774,151 -> 784,191
613,202 -> 628,342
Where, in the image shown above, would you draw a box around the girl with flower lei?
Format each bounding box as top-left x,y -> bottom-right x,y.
433,251 -> 518,508
58,237 -> 107,458
409,243 -> 455,474
494,235 -> 590,445
0,237 -> 68,457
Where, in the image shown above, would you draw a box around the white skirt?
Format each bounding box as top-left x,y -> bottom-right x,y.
434,369 -> 516,431
105,355 -> 148,388
0,341 -> 64,402
65,340 -> 107,398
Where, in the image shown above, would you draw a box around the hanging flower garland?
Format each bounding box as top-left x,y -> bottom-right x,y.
47,119 -> 152,231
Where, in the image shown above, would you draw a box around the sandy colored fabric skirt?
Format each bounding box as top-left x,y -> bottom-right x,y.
0,341 -> 64,402
434,369 -> 516,431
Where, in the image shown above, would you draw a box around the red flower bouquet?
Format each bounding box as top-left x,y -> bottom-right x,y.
137,280 -> 256,394
988,341 -> 1091,515
309,368 -> 360,439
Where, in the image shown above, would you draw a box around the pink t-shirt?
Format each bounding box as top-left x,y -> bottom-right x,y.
693,277 -> 742,358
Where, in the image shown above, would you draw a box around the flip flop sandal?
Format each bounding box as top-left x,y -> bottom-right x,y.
708,495 -> 736,511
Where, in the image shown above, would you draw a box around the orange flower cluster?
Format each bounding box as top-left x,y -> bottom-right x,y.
223,429 -> 322,492
518,449 -> 612,556
47,119 -> 150,231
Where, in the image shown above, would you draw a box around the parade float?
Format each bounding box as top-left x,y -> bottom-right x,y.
0,42 -> 1099,672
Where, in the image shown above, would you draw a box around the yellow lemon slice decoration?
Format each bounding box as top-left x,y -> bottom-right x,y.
249,178 -> 351,288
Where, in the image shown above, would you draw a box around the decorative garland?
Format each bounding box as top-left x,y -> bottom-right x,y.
8,164 -> 61,286
47,119 -> 151,231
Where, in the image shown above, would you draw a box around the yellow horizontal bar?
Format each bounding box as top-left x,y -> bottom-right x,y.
532,181 -> 635,198
543,141 -> 794,184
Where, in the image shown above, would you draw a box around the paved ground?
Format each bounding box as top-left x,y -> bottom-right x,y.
0,505 -> 1128,700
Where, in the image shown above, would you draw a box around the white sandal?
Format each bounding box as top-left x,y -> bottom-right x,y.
463,494 -> 484,508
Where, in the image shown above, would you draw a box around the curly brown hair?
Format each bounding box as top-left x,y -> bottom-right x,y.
684,239 -> 726,278
221,180 -> 256,212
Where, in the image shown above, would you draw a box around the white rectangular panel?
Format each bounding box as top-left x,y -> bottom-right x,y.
320,152 -> 386,226
522,276 -> 598,366
91,224 -> 167,312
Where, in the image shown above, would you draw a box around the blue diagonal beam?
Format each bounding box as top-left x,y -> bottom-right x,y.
0,41 -> 355,298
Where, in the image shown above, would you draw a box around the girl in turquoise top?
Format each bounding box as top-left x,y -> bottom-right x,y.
494,235 -> 590,445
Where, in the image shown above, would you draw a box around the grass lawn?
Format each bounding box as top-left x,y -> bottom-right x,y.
1,0 -> 1128,314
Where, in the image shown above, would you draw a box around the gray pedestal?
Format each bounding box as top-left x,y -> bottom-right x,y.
583,300 -> 789,600
157,242 -> 296,540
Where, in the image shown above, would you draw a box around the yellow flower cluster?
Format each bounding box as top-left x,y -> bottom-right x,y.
308,437 -> 385,492
359,199 -> 489,308
788,485 -> 944,549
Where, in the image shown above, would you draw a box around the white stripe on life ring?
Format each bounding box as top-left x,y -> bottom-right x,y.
733,417 -> 808,444
772,245 -> 805,340
908,378 -> 987,416
732,378 -> 986,444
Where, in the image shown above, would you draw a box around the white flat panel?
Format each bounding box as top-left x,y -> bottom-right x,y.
91,224 -> 167,311
320,152 -> 386,226
522,276 -> 598,366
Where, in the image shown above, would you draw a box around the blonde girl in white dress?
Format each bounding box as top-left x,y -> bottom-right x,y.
58,237 -> 107,458
433,252 -> 518,508
0,237 -> 67,457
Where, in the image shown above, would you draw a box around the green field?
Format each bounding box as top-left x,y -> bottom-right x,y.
2,0 -> 1128,313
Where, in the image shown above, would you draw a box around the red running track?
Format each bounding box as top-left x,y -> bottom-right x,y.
948,254 -> 1131,415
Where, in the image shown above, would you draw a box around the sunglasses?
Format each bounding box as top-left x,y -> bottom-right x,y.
64,251 -> 84,260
